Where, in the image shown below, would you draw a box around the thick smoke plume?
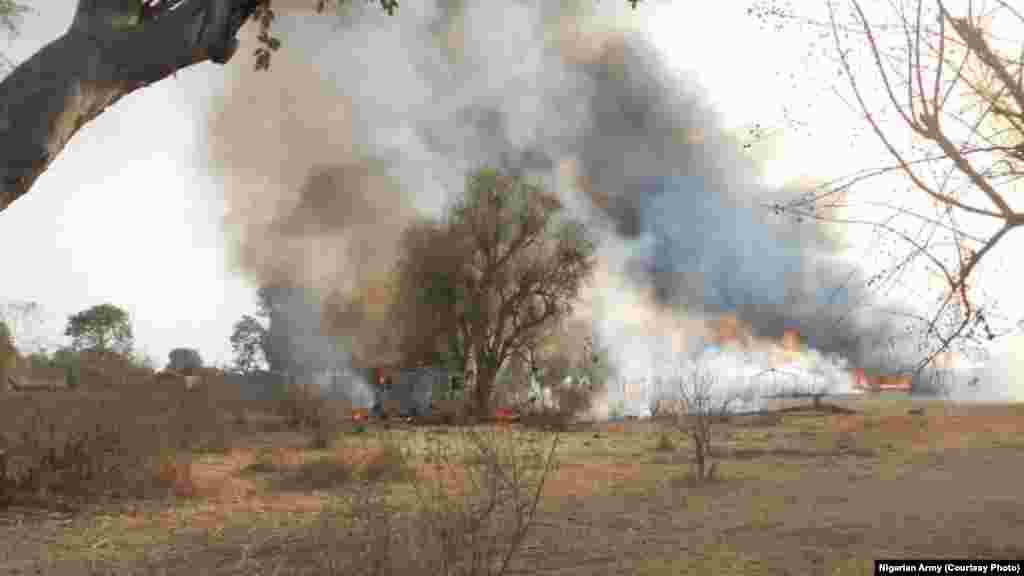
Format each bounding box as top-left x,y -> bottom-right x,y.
208,1 -> 935,411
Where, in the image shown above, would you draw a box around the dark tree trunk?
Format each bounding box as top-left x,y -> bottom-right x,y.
0,0 -> 259,212
474,363 -> 499,418
692,431 -> 706,482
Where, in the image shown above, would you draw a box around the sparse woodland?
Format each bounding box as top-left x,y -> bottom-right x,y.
1,0 -> 1023,574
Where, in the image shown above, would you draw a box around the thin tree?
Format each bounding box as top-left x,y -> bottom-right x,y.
0,318 -> 16,389
394,168 -> 597,418
229,314 -> 269,373
671,352 -> 755,484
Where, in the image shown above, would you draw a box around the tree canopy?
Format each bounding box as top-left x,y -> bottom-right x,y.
229,314 -> 269,373
64,303 -> 134,357
393,168 -> 597,416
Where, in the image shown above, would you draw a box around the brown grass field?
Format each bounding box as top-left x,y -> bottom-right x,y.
0,384 -> 1022,575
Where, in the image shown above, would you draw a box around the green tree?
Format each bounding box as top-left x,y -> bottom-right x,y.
229,314 -> 268,373
64,303 -> 134,357
0,318 -> 16,380
0,0 -> 651,213
29,346 -> 84,388
394,168 -> 597,417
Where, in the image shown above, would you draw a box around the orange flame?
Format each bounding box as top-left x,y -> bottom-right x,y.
781,330 -> 801,352
850,369 -> 912,392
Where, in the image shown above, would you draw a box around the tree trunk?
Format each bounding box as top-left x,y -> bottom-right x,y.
474,362 -> 499,419
0,0 -> 258,213
692,430 -> 705,482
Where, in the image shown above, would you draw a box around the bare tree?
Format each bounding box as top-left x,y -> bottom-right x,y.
670,355 -> 755,484
758,0 -> 1023,373
0,299 -> 48,353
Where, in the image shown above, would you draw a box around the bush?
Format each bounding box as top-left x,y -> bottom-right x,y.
279,383 -> 324,428
266,427 -> 560,575
552,381 -> 593,422
0,367 -> 235,507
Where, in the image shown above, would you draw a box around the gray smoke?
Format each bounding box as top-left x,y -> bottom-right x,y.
564,37 -> 920,373
260,284 -> 376,408
208,1 -> 922,411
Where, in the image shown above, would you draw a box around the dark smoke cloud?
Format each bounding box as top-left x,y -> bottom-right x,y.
562,36 -> 917,370
207,1 -> 919,394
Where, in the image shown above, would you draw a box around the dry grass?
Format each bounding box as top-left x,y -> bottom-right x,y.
1,392 -> 1022,575
654,431 -> 675,452
275,456 -> 357,492
0,367 -> 241,508
362,436 -> 415,484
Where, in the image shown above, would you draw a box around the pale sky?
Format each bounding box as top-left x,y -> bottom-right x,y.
1,0 -> 1022,376
0,1 -> 260,367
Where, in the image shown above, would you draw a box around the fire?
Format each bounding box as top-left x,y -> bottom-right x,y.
781,330 -> 800,352
709,314 -> 754,348
850,368 -> 912,392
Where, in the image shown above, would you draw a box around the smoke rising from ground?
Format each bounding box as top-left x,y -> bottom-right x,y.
208,1 -> 935,410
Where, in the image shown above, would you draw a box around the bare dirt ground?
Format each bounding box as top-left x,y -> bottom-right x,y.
2,396 -> 1022,575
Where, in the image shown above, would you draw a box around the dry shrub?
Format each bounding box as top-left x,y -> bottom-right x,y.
411,427 -> 558,574
276,383 -> 349,449
552,383 -> 592,421
0,366 -> 235,507
292,483 -> 396,575
309,400 -> 348,450
278,383 -> 324,429
271,426 -> 559,575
